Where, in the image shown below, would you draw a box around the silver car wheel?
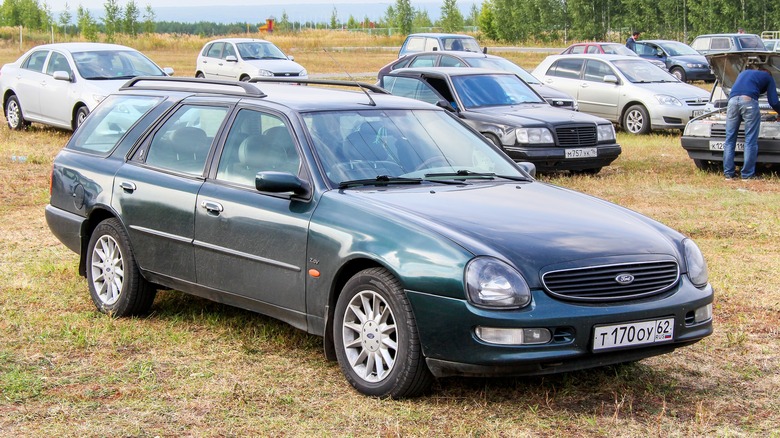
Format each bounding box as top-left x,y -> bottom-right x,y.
90,234 -> 125,306
341,289 -> 398,383
626,110 -> 643,133
6,98 -> 20,128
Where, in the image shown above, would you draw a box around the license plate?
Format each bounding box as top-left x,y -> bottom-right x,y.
709,140 -> 744,152
592,317 -> 674,351
692,109 -> 707,118
565,148 -> 597,159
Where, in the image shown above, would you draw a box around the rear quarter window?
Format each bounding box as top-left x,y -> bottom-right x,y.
550,59 -> 584,79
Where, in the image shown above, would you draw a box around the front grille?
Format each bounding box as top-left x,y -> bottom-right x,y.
555,125 -> 597,147
273,72 -> 300,77
542,260 -> 679,302
711,125 -> 744,139
684,98 -> 707,107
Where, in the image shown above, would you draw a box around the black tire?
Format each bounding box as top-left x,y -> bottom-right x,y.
86,218 -> 156,317
693,159 -> 720,172
670,67 -> 687,82
572,167 -> 602,175
5,95 -> 29,130
622,104 -> 651,135
195,71 -> 205,78
333,267 -> 433,399
74,106 -> 89,130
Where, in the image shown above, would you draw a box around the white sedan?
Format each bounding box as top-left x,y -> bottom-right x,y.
532,54 -> 710,134
1,43 -> 172,131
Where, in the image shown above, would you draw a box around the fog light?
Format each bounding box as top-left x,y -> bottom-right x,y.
694,303 -> 712,323
475,327 -> 552,345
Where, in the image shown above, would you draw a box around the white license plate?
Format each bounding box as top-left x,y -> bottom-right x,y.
592,317 -> 674,351
709,140 -> 744,152
565,148 -> 597,159
692,109 -> 707,118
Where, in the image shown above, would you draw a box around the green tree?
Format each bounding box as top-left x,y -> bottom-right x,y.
58,2 -> 72,35
77,5 -> 98,41
465,2 -> 479,26
412,7 -> 433,29
142,3 -> 155,34
102,0 -> 122,41
123,0 -> 140,36
394,0 -> 413,34
478,0 -> 498,40
439,0 -> 464,32
0,0 -> 48,30
329,6 -> 338,29
278,10 -> 291,32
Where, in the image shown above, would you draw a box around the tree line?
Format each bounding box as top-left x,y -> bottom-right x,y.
3,0 -> 780,43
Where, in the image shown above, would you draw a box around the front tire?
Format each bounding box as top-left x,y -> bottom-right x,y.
86,218 -> 156,317
670,67 -> 687,82
5,95 -> 29,130
333,268 -> 433,399
74,106 -> 89,130
622,104 -> 651,134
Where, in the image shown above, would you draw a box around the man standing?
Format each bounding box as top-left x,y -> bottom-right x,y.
626,31 -> 640,52
723,67 -> 780,180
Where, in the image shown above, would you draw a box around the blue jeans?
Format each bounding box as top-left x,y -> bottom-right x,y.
723,95 -> 759,178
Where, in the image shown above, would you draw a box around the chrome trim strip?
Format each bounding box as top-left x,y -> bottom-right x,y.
193,240 -> 301,272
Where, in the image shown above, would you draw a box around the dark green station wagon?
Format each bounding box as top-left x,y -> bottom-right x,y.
46,77 -> 713,398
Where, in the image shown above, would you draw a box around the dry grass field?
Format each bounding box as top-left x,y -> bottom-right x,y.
0,31 -> 778,436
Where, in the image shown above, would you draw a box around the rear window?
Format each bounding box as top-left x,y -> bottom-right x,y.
738,36 -> 765,50
68,95 -> 162,154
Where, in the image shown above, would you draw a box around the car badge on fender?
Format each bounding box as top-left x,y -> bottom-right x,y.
615,273 -> 635,285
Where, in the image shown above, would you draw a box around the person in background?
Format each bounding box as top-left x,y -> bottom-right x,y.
626,30 -> 640,52
738,27 -> 746,34
723,66 -> 780,180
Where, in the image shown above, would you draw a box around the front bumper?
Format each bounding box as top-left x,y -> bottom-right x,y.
406,276 -> 713,378
651,105 -> 706,130
681,136 -> 780,164
504,143 -> 621,172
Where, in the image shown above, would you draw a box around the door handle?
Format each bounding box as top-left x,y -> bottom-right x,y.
119,181 -> 136,192
200,200 -> 224,214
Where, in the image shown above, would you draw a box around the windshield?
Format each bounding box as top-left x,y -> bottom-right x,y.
73,50 -> 165,80
613,59 -> 678,82
658,41 -> 699,56
237,42 -> 288,60
451,74 -> 545,109
303,109 -> 523,186
467,57 -> 540,83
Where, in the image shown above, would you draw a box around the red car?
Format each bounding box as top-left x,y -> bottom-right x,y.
561,42 -> 667,70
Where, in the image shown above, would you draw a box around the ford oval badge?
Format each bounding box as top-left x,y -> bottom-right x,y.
615,273 -> 635,285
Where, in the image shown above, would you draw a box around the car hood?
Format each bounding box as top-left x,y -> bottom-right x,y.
344,182 -> 680,281
243,59 -> 305,73
631,81 -> 710,99
706,51 -> 780,92
469,103 -> 607,124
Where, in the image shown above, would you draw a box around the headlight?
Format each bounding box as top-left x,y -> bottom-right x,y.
686,63 -> 704,68
516,127 -> 553,145
759,122 -> 780,139
683,122 -> 711,137
683,239 -> 709,287
257,69 -> 274,77
597,124 -> 616,141
465,257 -> 531,309
655,94 -> 683,106
299,69 -> 308,77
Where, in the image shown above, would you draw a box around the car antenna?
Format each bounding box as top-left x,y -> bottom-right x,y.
322,48 -> 376,106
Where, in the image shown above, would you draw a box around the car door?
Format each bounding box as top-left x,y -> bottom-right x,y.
193,107 -> 312,312
539,58 -> 585,103
39,51 -> 76,127
14,49 -> 50,120
577,59 -> 621,120
200,42 -> 225,78
220,42 -> 242,80
113,103 -> 230,282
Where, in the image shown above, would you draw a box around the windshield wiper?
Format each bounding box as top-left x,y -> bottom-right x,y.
425,170 -> 497,179
338,175 -> 422,189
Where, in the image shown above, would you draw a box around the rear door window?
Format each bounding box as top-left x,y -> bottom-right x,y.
550,58 -> 584,79
22,50 -> 49,73
68,95 -> 163,154
711,38 -> 731,50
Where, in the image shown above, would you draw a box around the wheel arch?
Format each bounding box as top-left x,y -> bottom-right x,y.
322,257 -> 393,361
619,100 -> 648,127
72,102 -> 88,130
78,207 -> 121,277
3,89 -> 17,112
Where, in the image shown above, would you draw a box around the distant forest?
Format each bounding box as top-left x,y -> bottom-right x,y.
3,0 -> 780,43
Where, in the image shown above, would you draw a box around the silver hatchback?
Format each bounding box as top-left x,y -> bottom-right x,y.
533,54 -> 710,134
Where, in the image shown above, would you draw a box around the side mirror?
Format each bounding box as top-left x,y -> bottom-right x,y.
483,47 -> 488,54
256,171 -> 310,196
516,162 -> 536,178
225,55 -> 238,62
432,47 -> 438,51
603,74 -> 619,84
52,70 -> 71,81
435,99 -> 457,112
287,55 -> 295,61
163,67 -> 175,76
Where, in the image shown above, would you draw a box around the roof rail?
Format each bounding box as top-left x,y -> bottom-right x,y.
761,31 -> 780,39
248,77 -> 390,94
120,76 -> 266,97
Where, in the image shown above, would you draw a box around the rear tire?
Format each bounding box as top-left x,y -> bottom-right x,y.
333,267 -> 433,399
5,95 -> 29,130
86,218 -> 156,317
